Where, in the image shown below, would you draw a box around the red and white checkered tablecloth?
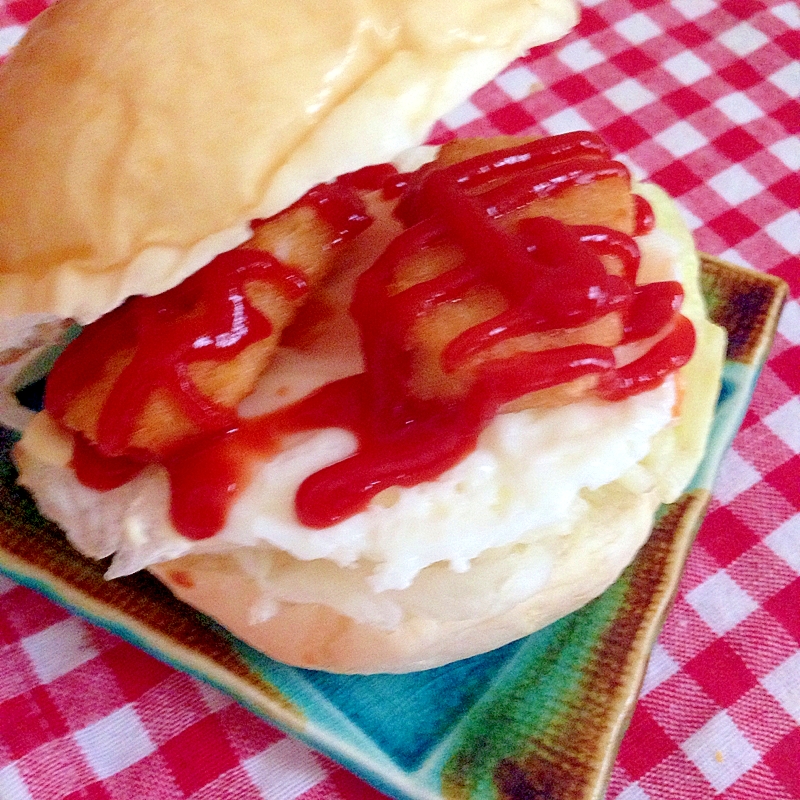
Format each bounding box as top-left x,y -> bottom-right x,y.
1,1 -> 798,798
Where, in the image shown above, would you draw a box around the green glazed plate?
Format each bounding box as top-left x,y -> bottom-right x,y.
0,256 -> 788,800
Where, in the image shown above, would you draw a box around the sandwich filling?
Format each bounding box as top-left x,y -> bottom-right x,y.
17,133 -> 706,629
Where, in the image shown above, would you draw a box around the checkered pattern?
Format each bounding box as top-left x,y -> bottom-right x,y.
1,1 -> 798,798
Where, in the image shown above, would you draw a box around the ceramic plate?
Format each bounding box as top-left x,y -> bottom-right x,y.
0,256 -> 787,800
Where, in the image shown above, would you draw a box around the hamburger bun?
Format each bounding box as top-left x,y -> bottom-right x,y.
0,0 -> 577,322
1,0 -> 726,673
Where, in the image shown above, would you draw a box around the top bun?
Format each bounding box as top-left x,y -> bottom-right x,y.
0,0 -> 577,325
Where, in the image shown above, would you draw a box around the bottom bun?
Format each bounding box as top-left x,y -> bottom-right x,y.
150,476 -> 663,673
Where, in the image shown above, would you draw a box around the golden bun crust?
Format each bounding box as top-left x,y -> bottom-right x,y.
0,0 -> 577,324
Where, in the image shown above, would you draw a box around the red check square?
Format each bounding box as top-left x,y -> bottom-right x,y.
101,642 -> 174,704
62,782 -> 113,800
0,588 -> 70,643
326,763 -> 394,799
158,715 -> 239,796
0,687 -> 68,760
773,101 -> 800,135
765,454 -> 800,509
684,639 -> 758,707
763,728 -> 800,798
698,506 -> 760,568
616,705 -> 678,780
768,348 -> 800,396
727,611 -> 800,680
552,74 -> 599,104
663,86 -> 707,117
610,48 -> 660,77
485,104 -> 538,135
775,30 -> 800,61
769,172 -> 800,209
708,208 -> 761,245
718,61 -> 765,91
711,128 -> 762,162
771,259 -> 800,296
669,22 -> 711,50
5,0 -> 47,24
601,117 -> 652,152
764,577 -> 800,644
650,160 -> 705,197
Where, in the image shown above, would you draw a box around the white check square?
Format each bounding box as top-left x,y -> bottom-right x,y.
761,652 -> 800,724
75,705 -> 155,779
771,2 -> 800,28
677,203 -> 704,232
605,79 -> 656,113
557,39 -> 605,71
685,571 -> 758,636
244,737 -> 326,800
0,24 -> 25,58
764,397 -> 800,454
709,164 -> 763,205
663,52 -> 713,85
715,92 -> 764,124
616,783 -> 651,800
720,22 -> 770,56
769,138 -> 800,171
766,211 -> 800,253
614,13 -> 662,45
540,108 -> 592,136
21,618 -> 99,684
711,447 -> 761,506
440,100 -> 483,130
681,712 -> 760,793
0,764 -> 33,800
672,0 -> 716,20
777,299 -> 800,345
718,247 -> 753,270
656,121 -> 708,158
495,66 -> 537,101
640,642 -> 680,696
765,513 -> 800,573
768,62 -> 800,97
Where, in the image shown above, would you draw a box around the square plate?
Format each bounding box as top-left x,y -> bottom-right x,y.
0,255 -> 787,800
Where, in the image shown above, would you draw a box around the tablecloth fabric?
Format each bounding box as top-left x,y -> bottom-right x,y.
0,1 -> 798,798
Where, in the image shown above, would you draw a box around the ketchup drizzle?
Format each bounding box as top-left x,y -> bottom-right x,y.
48,179 -> 372,459
253,178 -> 373,245
53,134 -> 694,537
634,193 -> 656,236
394,131 -> 611,225
598,314 -> 695,401
442,131 -> 610,192
49,249 -> 292,458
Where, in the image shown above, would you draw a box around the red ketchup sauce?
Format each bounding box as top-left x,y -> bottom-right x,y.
51,136 -> 696,537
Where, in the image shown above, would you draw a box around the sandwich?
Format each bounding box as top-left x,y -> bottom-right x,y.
0,0 -> 726,673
